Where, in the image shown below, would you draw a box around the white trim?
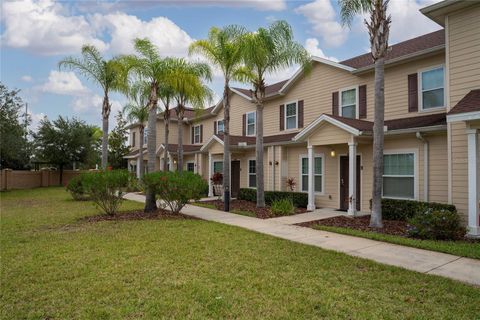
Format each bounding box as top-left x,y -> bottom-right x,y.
382,149 -> 419,201
339,85 -> 359,119
447,111 -> 480,123
216,118 -> 225,134
284,100 -> 299,130
212,160 -> 223,174
208,153 -> 213,196
230,88 -> 252,101
466,129 -> 479,236
418,64 -> 446,112
247,158 -> 256,188
211,97 -> 225,114
200,135 -> 224,152
246,111 -> 256,137
294,114 -> 362,141
337,153 -> 363,212
299,152 -> 325,195
192,124 -> 201,144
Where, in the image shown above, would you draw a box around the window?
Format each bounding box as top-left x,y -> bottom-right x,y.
285,102 -> 298,130
132,132 -> 136,147
248,159 -> 256,188
213,161 -> 223,174
186,162 -> 195,172
246,111 -> 256,136
340,88 -> 357,119
383,153 -> 415,199
300,156 -> 323,193
143,128 -> 148,145
193,125 -> 201,144
420,66 -> 444,110
217,119 -> 224,134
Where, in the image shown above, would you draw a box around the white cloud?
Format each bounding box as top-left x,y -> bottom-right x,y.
41,71 -> 89,96
305,38 -> 338,61
72,94 -> 122,116
295,0 -> 347,47
21,75 -> 33,82
0,0 -> 107,55
28,111 -> 46,131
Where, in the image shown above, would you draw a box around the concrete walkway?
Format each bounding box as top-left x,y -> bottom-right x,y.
124,193 -> 480,286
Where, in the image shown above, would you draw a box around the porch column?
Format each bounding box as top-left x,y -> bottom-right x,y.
168,152 -> 174,172
208,152 -> 213,197
307,145 -> 315,211
136,157 -> 141,178
467,129 -> 479,237
348,141 -> 357,216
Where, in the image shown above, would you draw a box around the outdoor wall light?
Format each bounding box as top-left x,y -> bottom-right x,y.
275,161 -> 279,166
330,149 -> 336,157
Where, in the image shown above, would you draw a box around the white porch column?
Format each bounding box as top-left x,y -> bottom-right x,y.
348,141 -> 357,216
208,152 -> 213,197
168,152 -> 174,172
467,129 -> 479,237
307,145 -> 315,211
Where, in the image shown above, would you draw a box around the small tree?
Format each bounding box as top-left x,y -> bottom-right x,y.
108,111 -> 131,169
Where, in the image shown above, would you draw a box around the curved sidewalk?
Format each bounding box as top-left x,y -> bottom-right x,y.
124,193 -> 480,286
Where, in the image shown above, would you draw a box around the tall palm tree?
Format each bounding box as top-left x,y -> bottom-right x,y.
189,25 -> 247,211
339,0 -> 391,228
169,58 -> 212,172
59,45 -> 123,169
157,61 -> 176,172
123,81 -> 150,178
241,21 -> 311,208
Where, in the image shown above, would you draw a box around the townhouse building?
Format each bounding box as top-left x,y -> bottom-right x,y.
125,0 -> 480,236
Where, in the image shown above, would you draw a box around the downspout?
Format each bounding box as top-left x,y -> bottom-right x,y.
272,145 -> 276,191
416,132 -> 429,202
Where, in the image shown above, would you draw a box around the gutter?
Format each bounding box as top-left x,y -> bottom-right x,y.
416,132 -> 429,202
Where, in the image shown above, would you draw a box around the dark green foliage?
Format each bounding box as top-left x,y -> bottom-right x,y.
408,209 -> 467,240
108,111 -> 130,169
82,170 -> 130,215
143,171 -> 208,214
238,188 -> 308,208
65,175 -> 89,201
271,198 -> 295,216
382,198 -> 457,221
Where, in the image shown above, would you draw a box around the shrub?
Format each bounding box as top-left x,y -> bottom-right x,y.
238,188 -> 308,208
407,209 -> 467,240
143,171 -> 208,214
381,198 -> 457,221
66,175 -> 89,201
271,198 -> 295,216
82,170 -> 130,215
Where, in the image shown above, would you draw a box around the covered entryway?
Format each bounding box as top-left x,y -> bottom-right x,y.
231,160 -> 241,198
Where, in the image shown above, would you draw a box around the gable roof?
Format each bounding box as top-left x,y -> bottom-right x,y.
448,89 -> 480,115
157,143 -> 202,154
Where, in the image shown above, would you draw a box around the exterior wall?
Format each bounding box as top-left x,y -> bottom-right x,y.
0,169 -> 90,190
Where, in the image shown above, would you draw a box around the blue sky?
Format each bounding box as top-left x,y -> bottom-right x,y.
1,0 -> 442,130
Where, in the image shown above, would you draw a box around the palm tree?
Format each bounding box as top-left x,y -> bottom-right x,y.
123,81 -> 150,178
157,61 -> 176,172
189,25 -> 247,211
339,0 -> 391,228
169,58 -> 213,172
240,21 -> 311,208
59,45 -> 123,169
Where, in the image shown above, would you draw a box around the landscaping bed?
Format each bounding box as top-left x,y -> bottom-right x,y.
193,199 -> 308,219
80,209 -> 196,222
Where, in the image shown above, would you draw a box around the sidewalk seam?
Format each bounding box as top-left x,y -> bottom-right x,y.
424,256 -> 463,274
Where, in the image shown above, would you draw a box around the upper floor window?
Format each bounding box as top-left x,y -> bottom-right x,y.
340,87 -> 357,119
285,102 -> 298,130
383,152 -> 415,199
132,132 -> 136,147
213,161 -> 223,174
143,128 -> 148,145
193,125 -> 201,144
246,111 -> 256,136
217,119 -> 225,134
419,66 -> 445,110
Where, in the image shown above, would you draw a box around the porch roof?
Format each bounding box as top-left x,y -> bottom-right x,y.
124,149 -> 147,159
156,144 -> 202,155
447,89 -> 480,122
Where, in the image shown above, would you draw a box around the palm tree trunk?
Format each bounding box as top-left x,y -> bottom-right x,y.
370,57 -> 385,228
163,112 -> 170,171
101,95 -> 110,169
256,103 -> 265,208
177,107 -> 184,172
144,85 -> 158,213
223,84 -> 231,211
138,126 -> 144,178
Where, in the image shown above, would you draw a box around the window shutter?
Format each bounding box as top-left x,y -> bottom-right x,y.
214,121 -> 217,134
242,114 -> 246,136
332,91 -> 339,116
280,104 -> 285,131
200,125 -> 203,143
359,85 -> 367,119
408,73 -> 418,112
191,126 -> 194,144
298,100 -> 304,128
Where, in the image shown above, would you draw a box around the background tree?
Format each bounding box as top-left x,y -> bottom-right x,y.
123,81 -> 150,176
108,111 -> 131,170
189,25 -> 247,211
241,21 -> 311,207
0,82 -> 31,169
33,116 -> 97,185
59,45 -> 124,169
340,0 -> 391,227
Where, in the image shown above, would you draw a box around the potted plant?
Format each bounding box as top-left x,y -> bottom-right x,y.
286,177 -> 296,192
211,172 -> 223,196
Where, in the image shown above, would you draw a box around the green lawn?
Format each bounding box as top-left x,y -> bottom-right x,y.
1,188 -> 479,319
312,225 -> 480,260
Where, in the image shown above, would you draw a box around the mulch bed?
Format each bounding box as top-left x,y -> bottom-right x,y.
297,215 -> 409,236
196,199 -> 308,219
81,209 -> 196,222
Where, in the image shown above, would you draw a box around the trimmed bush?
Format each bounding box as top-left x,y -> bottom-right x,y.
271,198 -> 295,216
238,188 -> 308,208
66,175 -> 89,201
82,170 -> 130,215
382,198 -> 457,221
143,171 -> 208,214
407,209 -> 467,240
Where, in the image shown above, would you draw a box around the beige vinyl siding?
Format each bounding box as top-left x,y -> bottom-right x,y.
428,133 -> 449,203
308,123 -> 352,146
129,126 -> 141,151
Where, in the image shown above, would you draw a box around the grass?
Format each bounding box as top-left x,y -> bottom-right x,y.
191,203 -> 257,217
1,187 -> 479,319
313,225 -> 480,260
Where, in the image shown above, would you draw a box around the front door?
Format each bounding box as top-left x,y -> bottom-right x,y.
231,160 -> 241,198
339,155 -> 361,211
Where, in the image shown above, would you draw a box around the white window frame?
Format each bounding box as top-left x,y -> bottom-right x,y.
216,119 -> 225,134
186,161 -> 195,172
193,125 -> 201,144
418,64 -> 446,112
299,153 -> 325,195
339,86 -> 359,119
284,100 -> 298,130
213,161 -> 223,174
382,149 -> 418,200
247,158 -> 256,188
246,111 -> 256,136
